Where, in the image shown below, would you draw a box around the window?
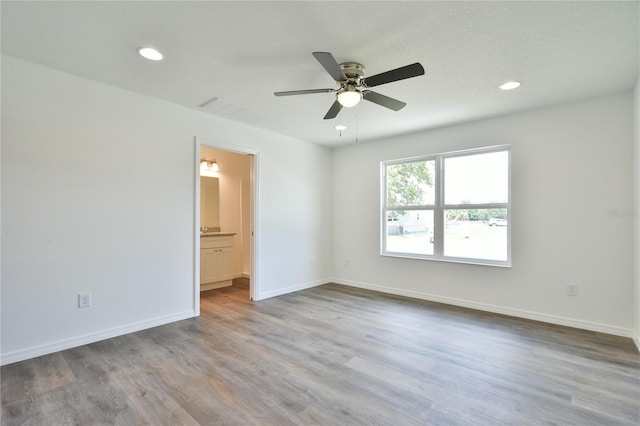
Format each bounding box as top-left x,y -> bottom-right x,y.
381,146 -> 510,266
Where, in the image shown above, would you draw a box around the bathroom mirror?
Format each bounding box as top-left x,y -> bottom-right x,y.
200,176 -> 219,229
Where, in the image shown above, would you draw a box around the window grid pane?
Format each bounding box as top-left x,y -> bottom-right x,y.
386,160 -> 435,207
443,209 -> 508,261
444,151 -> 509,205
385,210 -> 434,255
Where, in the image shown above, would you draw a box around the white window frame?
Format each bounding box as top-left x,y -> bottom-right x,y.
381,145 -> 511,267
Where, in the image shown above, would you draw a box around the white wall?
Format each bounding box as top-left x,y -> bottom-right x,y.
634,75 -> 640,349
1,56 -> 332,364
332,92 -> 635,336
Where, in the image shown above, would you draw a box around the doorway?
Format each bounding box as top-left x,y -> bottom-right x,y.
194,137 -> 258,316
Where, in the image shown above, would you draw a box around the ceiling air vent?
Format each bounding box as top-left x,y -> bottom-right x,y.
199,96 -> 246,115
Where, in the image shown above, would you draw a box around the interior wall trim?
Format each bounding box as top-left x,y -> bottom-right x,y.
332,278 -> 635,341
0,310 -> 195,366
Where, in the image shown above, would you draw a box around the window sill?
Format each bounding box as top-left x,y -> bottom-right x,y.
381,251 -> 511,268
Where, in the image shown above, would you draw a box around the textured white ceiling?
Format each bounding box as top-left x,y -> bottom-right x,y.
2,1 -> 638,147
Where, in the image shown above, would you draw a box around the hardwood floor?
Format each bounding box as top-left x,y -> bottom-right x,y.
2,281 -> 639,425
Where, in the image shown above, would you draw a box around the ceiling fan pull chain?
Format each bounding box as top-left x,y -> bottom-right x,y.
355,114 -> 359,143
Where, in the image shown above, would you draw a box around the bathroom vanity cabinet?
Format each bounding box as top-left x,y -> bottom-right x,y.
200,233 -> 235,291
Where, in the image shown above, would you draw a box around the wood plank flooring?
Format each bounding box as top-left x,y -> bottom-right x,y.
2,280 -> 639,425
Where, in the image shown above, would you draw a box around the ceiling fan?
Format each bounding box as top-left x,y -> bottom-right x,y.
274,52 -> 425,120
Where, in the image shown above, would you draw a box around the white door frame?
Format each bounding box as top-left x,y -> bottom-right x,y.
194,137 -> 259,316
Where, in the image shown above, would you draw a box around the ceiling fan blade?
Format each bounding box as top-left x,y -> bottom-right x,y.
364,63 -> 425,87
323,100 -> 342,120
312,52 -> 344,82
274,88 -> 335,97
363,91 -> 406,111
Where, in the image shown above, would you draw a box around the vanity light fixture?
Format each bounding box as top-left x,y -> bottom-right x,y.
200,157 -> 220,172
138,47 -> 163,61
499,81 -> 521,91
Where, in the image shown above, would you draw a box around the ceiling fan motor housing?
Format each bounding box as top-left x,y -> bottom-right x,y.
339,62 -> 366,85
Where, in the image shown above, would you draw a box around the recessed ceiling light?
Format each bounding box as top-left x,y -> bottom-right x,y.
334,124 -> 347,131
138,47 -> 163,61
499,81 -> 521,91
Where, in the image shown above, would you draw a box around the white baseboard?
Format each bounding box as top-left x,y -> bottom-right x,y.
256,278 -> 329,301
0,310 -> 195,366
633,332 -> 640,352
331,278 -> 634,339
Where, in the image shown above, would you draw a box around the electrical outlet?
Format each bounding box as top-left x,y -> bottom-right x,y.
567,283 -> 578,296
78,292 -> 92,308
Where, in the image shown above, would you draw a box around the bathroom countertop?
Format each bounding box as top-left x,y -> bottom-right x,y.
200,232 -> 237,237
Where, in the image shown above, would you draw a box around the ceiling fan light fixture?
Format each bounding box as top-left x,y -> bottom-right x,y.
337,86 -> 362,108
138,47 -> 163,61
499,81 -> 521,91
